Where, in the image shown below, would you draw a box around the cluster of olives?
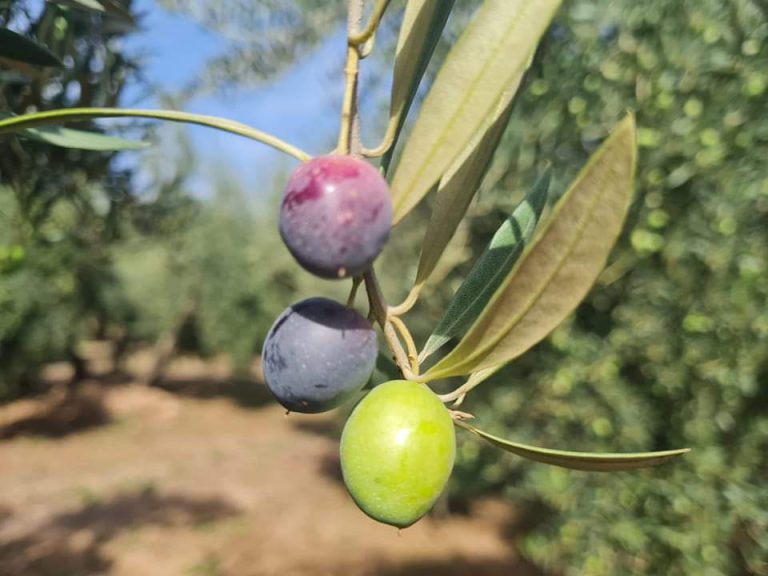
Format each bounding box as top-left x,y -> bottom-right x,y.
263,155 -> 455,528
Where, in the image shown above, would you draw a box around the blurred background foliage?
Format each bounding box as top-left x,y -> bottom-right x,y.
1,0 -> 767,575
435,1 -> 768,575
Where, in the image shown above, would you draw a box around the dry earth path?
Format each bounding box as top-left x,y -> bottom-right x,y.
0,355 -> 537,576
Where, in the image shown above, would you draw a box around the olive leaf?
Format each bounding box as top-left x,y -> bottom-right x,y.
0,28 -> 63,68
96,0 -> 134,21
380,0 -> 455,174
389,0 -> 562,224
420,168 -> 551,361
20,125 -> 147,151
423,115 -> 637,380
0,108 -> 310,160
48,0 -> 133,21
48,0 -> 106,13
0,112 -> 147,150
412,83 -> 521,295
456,421 -> 690,472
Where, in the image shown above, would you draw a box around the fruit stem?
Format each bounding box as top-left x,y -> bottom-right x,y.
363,268 -> 417,381
347,277 -> 363,307
388,284 -> 421,317
361,117 -> 397,158
347,0 -> 392,47
390,315 -> 419,376
384,322 -> 417,381
438,376 -> 484,404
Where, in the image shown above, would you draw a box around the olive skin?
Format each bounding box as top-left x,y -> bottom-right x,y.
279,155 -> 392,279
340,380 -> 456,528
262,297 -> 377,413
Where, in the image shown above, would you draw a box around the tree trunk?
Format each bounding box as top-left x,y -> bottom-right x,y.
66,346 -> 88,398
142,300 -> 196,387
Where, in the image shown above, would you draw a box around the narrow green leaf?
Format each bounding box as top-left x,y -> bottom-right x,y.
95,0 -> 134,23
457,421 -> 690,472
424,115 -> 637,380
48,0 -> 134,24
389,0 -> 562,224
21,125 -> 147,151
413,84 -> 520,293
421,169 -> 551,360
48,0 -> 106,13
381,0 -> 455,174
0,108 -> 311,161
0,28 -> 63,68
0,112 -> 146,150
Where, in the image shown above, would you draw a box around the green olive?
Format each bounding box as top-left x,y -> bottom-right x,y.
340,380 -> 456,528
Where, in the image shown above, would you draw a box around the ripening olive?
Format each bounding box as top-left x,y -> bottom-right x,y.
279,155 -> 392,279
340,380 -> 456,528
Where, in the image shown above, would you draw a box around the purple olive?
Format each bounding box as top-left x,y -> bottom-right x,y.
279,155 -> 392,279
262,297 -> 378,413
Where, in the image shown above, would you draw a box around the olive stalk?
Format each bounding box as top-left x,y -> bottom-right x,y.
340,0 -> 420,382
347,0 -> 392,46
0,108 -> 311,161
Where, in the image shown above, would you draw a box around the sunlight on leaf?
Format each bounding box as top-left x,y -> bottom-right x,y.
424,115 -> 637,379
457,421 -> 690,471
389,0 -> 562,224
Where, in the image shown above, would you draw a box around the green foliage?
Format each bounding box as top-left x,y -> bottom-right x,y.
388,0 -> 563,223
447,1 -> 768,574
0,187 -> 129,397
425,115 -> 636,379
1,0 -> 764,572
0,28 -> 63,67
421,169 -> 550,360
380,0 -> 455,173
0,0 -> 151,395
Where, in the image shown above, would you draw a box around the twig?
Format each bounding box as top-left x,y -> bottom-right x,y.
348,0 -> 392,46
390,315 -> 419,375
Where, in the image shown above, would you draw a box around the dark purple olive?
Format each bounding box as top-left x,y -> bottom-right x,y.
262,297 -> 378,413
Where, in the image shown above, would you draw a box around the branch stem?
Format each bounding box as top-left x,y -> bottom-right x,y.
390,315 -> 419,375
347,277 -> 363,307
361,113 -> 398,158
388,284 -> 422,316
348,0 -> 392,46
337,45 -> 360,155
0,108 -> 311,162
363,268 -> 416,380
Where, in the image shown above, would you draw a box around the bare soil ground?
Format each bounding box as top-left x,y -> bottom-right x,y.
0,349 -> 538,576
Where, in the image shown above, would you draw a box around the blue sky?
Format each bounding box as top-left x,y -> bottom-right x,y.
122,0 -> 349,197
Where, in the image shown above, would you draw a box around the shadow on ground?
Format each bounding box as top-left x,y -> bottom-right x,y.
289,415 -> 343,440
0,386 -> 110,440
152,375 -> 273,409
0,486 -> 240,576
373,556 -> 542,576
